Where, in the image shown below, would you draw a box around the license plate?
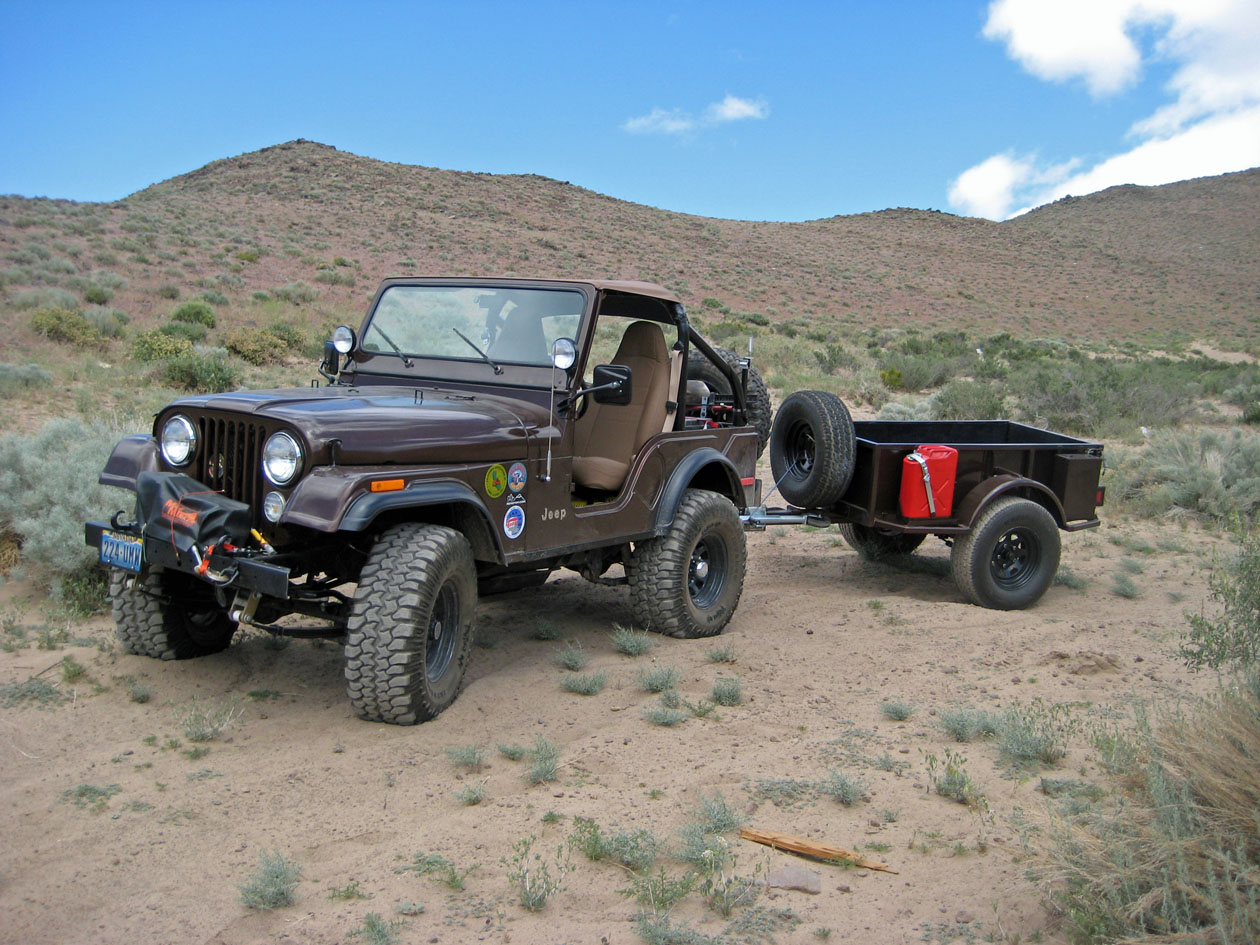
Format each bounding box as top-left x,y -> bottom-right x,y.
100,530 -> 144,573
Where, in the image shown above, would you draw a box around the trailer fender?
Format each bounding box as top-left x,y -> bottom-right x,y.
955,474 -> 1067,530
654,448 -> 744,531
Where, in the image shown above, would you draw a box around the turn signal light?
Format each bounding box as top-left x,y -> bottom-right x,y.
370,479 -> 405,493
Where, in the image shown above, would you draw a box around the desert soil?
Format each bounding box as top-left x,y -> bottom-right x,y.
0,511 -> 1226,945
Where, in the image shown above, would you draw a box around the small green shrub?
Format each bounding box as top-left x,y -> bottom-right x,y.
82,306 -> 128,338
642,704 -> 689,727
14,287 -> 78,310
225,327 -> 284,365
938,706 -> 1000,742
160,320 -> 208,343
880,700 -> 914,721
0,362 -> 53,396
238,850 -> 301,910
444,744 -> 486,770
272,280 -> 319,304
998,699 -> 1076,766
131,329 -> 193,362
817,770 -> 867,805
351,912 -> 403,945
636,665 -> 679,693
160,353 -> 238,392
455,780 -> 487,806
524,736 -> 560,784
199,290 -> 229,305
560,671 -> 607,695
497,742 -> 527,761
610,624 -> 655,656
504,834 -> 569,912
157,285 -> 180,300
181,699 -> 241,742
31,307 -> 100,346
555,642 -> 589,671
83,285 -> 112,305
1182,531 -> 1260,671
711,677 -> 744,706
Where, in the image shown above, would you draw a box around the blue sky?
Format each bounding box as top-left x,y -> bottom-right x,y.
2,1 -> 1257,221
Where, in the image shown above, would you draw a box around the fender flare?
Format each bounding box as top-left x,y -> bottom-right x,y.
653,447 -> 744,531
954,474 -> 1067,529
337,480 -> 504,560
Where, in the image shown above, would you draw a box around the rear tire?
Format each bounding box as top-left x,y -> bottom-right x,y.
628,490 -> 746,638
839,524 -> 926,560
344,524 -> 476,724
687,347 -> 773,457
112,568 -> 235,660
769,390 -> 856,508
951,497 -> 1060,610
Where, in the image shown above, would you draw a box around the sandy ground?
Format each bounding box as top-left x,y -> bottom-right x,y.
0,512 -> 1227,945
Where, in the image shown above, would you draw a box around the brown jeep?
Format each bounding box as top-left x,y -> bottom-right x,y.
87,278 -> 770,724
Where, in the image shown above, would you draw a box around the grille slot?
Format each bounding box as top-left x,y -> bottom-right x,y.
195,417 -> 266,511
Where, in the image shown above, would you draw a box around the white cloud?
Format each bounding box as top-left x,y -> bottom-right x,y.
622,94 -> 769,135
705,95 -> 769,122
951,0 -> 1260,218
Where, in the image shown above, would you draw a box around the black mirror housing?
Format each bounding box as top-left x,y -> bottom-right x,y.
592,364 -> 632,405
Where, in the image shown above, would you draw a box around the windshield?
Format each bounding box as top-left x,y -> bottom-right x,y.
363,285 -> 584,367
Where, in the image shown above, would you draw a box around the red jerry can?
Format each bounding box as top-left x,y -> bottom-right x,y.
899,445 -> 958,518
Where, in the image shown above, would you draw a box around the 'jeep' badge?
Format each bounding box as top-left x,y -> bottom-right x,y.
485,464 -> 507,499
503,505 -> 525,540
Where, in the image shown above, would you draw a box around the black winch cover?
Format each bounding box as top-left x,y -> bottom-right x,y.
136,471 -> 251,560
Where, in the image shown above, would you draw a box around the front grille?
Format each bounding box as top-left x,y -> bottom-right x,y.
194,416 -> 267,511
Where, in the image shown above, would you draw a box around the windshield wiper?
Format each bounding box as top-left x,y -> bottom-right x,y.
369,324 -> 414,368
452,328 -> 504,375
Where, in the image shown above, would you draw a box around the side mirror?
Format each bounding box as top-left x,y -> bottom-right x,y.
592,364 -> 632,405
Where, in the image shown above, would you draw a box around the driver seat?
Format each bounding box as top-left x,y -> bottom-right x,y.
572,321 -> 671,492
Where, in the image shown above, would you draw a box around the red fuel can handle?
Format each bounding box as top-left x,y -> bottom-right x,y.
899,444 -> 958,518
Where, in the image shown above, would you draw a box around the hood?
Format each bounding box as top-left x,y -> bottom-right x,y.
169,385 -> 555,465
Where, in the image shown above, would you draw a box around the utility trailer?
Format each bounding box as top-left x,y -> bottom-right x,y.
744,391 -> 1105,610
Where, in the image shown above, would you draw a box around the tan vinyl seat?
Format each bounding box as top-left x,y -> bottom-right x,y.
572,321 -> 671,492
488,307 -> 547,364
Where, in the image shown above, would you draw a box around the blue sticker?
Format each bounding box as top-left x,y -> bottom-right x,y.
508,462 -> 527,493
503,505 -> 525,540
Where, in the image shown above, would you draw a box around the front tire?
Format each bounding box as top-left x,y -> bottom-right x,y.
628,490 -> 746,638
112,568 -> 236,660
839,524 -> 926,560
344,523 -> 477,724
951,497 -> 1060,610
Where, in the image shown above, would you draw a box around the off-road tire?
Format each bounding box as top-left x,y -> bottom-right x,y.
111,568 -> 236,660
951,496 -> 1060,610
769,390 -> 856,508
839,524 -> 926,560
687,347 -> 773,457
344,523 -> 476,724
628,489 -> 746,638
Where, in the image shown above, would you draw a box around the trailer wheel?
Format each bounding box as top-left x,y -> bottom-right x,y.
839,524 -> 926,560
769,390 -> 856,508
628,489 -> 746,638
112,568 -> 236,660
687,347 -> 773,457
951,497 -> 1060,610
344,523 -> 476,724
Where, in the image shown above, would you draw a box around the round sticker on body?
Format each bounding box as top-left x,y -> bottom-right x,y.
503,505 -> 525,540
485,464 -> 507,499
507,462 -> 527,493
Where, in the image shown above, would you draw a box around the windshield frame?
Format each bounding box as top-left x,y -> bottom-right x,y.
349,278 -> 596,390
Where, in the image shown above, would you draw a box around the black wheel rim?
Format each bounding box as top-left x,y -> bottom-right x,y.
786,420 -> 816,480
688,534 -> 728,609
989,527 -> 1040,589
426,581 -> 459,683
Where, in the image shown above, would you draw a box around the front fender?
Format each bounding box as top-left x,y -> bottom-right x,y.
99,434 -> 159,491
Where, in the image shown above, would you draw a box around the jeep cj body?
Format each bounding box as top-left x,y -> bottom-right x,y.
87,278 -> 765,723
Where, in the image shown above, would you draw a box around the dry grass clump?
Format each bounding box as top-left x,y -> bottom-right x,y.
1037,675 -> 1260,943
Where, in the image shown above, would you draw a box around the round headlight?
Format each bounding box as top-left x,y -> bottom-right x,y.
332,325 -> 356,355
262,431 -> 303,486
160,415 -> 197,467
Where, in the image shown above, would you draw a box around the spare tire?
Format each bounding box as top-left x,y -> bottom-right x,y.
769,390 -> 856,508
687,347 -> 772,457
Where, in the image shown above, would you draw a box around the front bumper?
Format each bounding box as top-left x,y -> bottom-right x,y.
85,521 -> 292,599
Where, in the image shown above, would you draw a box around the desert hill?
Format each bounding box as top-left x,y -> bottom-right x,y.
3,139 -> 1257,350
